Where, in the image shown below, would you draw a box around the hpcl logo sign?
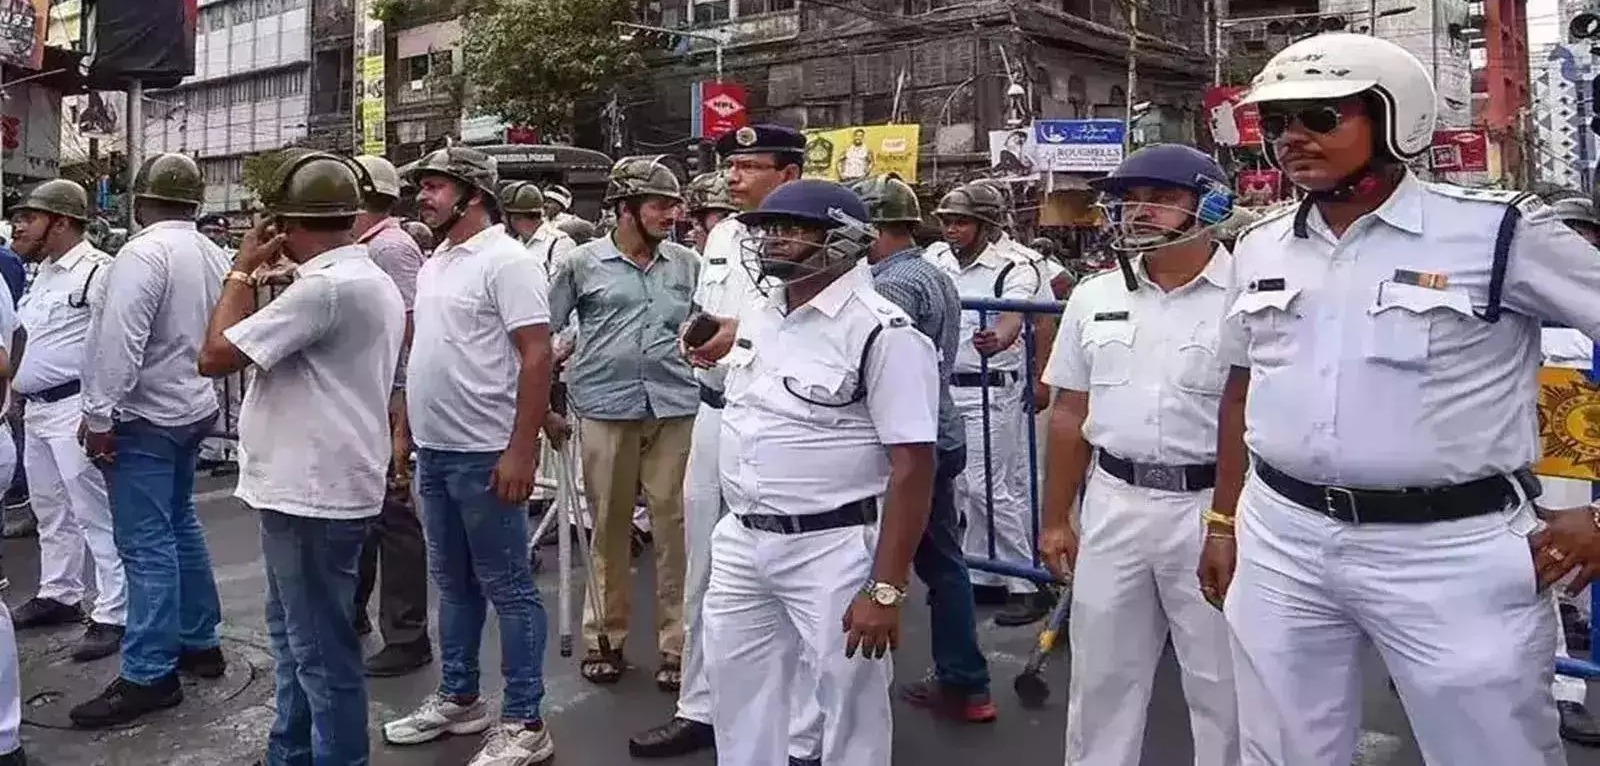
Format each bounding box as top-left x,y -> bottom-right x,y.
699,82 -> 749,140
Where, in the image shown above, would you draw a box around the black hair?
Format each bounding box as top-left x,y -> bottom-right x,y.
363,194 -> 396,216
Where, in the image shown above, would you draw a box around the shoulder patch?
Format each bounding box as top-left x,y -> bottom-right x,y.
861,288 -> 916,329
1426,182 -> 1551,223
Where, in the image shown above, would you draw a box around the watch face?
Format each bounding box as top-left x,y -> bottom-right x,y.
870,583 -> 900,606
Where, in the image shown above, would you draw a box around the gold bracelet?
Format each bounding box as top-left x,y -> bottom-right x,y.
1205,530 -> 1235,541
1202,509 -> 1236,528
225,270 -> 256,287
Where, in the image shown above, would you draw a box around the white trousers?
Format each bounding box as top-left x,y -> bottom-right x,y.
678,403 -> 822,757
25,395 -> 125,625
1065,467 -> 1238,766
954,379 -> 1036,593
1227,474 -> 1565,766
704,515 -> 890,766
0,423 -> 18,754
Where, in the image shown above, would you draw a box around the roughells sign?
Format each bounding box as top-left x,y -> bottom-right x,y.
1537,367 -> 1600,481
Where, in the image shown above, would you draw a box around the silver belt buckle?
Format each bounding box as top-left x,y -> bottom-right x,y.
1324,486 -> 1359,522
1134,463 -> 1185,492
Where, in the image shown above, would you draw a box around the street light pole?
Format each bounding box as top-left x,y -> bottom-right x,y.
1125,0 -> 1139,151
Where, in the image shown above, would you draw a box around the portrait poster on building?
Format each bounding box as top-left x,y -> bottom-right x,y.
802,124 -> 920,183
987,127 -> 1038,182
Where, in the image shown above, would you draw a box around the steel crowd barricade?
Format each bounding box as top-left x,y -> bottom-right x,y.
961,296 -> 1065,586
1553,340 -> 1600,682
208,279 -> 288,442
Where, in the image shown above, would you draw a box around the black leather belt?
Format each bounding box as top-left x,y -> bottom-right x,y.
950,371 -> 1016,388
737,498 -> 877,535
1098,450 -> 1216,492
19,380 -> 80,404
1254,460 -> 1529,525
699,384 -> 725,410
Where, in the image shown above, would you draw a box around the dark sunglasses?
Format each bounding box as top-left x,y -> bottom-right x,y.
1260,105 -> 1343,140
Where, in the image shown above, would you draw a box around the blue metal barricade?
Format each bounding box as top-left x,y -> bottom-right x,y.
1552,342 -> 1600,681
960,296 -> 1065,586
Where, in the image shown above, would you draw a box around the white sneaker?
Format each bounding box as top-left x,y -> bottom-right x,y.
467,721 -> 556,766
382,692 -> 494,745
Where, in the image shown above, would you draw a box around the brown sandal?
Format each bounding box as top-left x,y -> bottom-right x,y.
655,660 -> 682,692
580,649 -> 624,684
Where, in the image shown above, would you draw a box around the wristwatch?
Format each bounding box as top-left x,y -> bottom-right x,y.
864,581 -> 907,608
225,270 -> 256,287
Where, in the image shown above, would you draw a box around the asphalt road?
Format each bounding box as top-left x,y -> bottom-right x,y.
4,473 -> 1600,765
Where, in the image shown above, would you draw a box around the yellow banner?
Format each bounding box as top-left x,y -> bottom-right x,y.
361,55 -> 386,156
1537,366 -> 1600,481
802,125 -> 921,184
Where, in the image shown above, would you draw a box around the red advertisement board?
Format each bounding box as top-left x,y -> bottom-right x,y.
1236,169 -> 1284,206
1431,129 -> 1489,173
1203,86 -> 1262,147
699,82 -> 748,141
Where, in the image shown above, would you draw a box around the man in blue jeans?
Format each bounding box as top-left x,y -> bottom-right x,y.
198,152 -> 405,764
386,146 -> 556,766
71,154 -> 231,728
850,174 -> 995,722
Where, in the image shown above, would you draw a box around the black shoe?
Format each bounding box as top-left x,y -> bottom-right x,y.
994,590 -> 1055,627
628,717 -> 715,758
0,745 -> 25,766
1561,701 -> 1600,747
789,758 -> 820,766
354,611 -> 373,637
364,641 -> 432,678
1,501 -> 34,539
68,674 -> 183,729
71,621 -> 125,662
178,646 -> 227,679
12,597 -> 83,628
971,584 -> 1008,607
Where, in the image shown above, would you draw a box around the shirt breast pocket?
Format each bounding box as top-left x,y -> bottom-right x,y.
442,295 -> 491,343
1082,322 -> 1135,387
1363,283 -> 1474,370
1227,288 -> 1301,369
1175,326 -> 1225,395
779,358 -> 861,423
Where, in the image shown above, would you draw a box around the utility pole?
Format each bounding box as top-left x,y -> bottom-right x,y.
1368,0 -> 1378,32
126,79 -> 143,230
1125,0 -> 1139,152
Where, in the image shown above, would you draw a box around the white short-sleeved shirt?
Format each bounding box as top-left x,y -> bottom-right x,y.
409,224 -> 551,452
720,263 -> 939,517
1042,248 -> 1234,465
225,245 -> 406,519
15,240 -> 110,394
1221,174 -> 1600,488
0,279 -> 17,416
925,240 -> 1041,373
692,217 -> 768,391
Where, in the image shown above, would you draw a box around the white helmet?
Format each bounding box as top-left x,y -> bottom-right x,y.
354,155 -> 403,200
1242,33 -> 1436,162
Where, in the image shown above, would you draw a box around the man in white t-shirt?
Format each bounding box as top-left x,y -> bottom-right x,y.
385,146 -> 558,766
197,153 -> 405,765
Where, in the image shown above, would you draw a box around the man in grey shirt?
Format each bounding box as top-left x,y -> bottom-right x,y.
851,174 -> 995,723
548,157 -> 698,689
351,154 -> 431,677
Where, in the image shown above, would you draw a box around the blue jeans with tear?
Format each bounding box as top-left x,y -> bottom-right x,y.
417,448 -> 548,722
260,508 -> 370,766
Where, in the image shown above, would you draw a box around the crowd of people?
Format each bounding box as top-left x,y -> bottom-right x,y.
0,28 -> 1593,766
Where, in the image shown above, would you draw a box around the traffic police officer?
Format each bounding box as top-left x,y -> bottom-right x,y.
1203,33 -> 1600,766
683,171 -> 739,254
503,181 -> 576,274
628,123 -> 823,763
925,181 -> 1050,626
702,179 -> 938,766
1040,144 -> 1239,766
1539,192 -> 1600,746
6,179 -> 126,661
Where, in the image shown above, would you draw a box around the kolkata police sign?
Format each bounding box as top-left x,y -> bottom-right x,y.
1538,367 -> 1600,482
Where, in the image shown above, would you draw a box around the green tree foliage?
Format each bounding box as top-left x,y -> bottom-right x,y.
459,0 -> 644,136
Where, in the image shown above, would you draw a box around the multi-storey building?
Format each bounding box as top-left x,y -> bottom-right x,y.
1530,42 -> 1593,191
142,0 -> 313,215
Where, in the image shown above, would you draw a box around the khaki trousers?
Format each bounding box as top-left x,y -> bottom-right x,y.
579,416 -> 693,659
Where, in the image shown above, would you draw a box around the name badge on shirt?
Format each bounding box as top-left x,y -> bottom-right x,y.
1248,277 -> 1286,292
1392,269 -> 1449,290
708,257 -> 727,265
1092,311 -> 1129,322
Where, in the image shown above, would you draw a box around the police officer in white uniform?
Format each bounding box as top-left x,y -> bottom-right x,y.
1539,193 -> 1600,746
6,180 -> 126,661
502,181 -> 576,275
1201,33 -> 1600,766
629,124 -> 823,763
926,182 -> 1051,626
701,179 -> 939,766
1041,144 -> 1239,766
0,276 -> 24,766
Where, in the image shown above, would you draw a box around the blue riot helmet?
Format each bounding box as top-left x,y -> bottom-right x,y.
738,179 -> 877,291
1090,144 -> 1235,255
